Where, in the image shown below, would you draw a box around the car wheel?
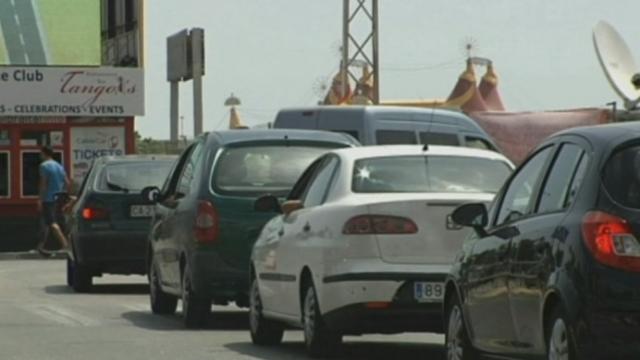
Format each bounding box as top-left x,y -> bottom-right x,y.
546,307 -> 575,360
445,296 -> 479,360
148,256 -> 177,315
249,277 -> 284,346
302,283 -> 341,358
66,256 -> 74,287
181,264 -> 210,329
71,260 -> 92,293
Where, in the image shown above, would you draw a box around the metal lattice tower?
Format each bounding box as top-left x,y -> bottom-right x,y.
342,0 -> 380,104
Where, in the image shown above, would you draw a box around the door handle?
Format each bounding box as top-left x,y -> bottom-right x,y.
303,223 -> 311,233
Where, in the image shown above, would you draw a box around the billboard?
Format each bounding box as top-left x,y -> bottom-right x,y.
70,126 -> 125,184
0,66 -> 144,116
0,0 -> 100,65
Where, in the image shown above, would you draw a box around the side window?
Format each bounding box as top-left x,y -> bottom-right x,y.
177,142 -> 203,195
376,130 -> 417,145
163,144 -> 196,196
537,144 -> 586,213
496,147 -> 553,226
420,132 -> 460,146
563,152 -> 589,208
302,157 -> 339,208
465,136 -> 494,150
287,158 -> 325,200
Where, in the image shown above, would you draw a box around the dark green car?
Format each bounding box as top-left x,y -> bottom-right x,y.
144,130 -> 358,328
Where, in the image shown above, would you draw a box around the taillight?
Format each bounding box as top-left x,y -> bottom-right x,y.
82,206 -> 109,220
194,200 -> 219,244
343,215 -> 418,235
582,211 -> 640,272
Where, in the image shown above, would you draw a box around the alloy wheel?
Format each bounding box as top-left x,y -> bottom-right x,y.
447,305 -> 465,360
549,318 -> 570,360
249,280 -> 261,334
303,289 -> 317,345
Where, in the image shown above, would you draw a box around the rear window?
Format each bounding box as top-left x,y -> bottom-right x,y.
603,145 -> 640,208
212,145 -> 340,196
352,155 -> 512,194
96,161 -> 174,192
376,130 -> 417,145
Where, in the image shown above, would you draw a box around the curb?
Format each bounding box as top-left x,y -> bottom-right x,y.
0,251 -> 66,260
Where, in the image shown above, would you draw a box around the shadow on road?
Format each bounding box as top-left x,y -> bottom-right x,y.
226,340 -> 445,360
122,309 -> 250,332
44,284 -> 149,295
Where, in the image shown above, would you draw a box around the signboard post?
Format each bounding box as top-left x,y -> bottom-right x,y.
166,28 -> 205,141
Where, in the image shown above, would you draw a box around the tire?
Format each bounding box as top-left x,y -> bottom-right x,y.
148,256 -> 178,315
249,277 -> 284,346
302,283 -> 341,358
546,306 -> 576,360
71,260 -> 92,293
445,295 -> 479,360
66,257 -> 74,287
181,263 -> 210,329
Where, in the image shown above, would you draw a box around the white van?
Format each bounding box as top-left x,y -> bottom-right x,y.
271,106 -> 499,151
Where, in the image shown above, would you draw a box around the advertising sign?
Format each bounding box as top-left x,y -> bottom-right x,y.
0,0 -> 100,66
70,127 -> 125,184
0,67 -> 144,116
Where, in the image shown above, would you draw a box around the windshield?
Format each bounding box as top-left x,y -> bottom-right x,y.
212,145 -> 340,196
96,161 -> 175,192
352,155 -> 512,193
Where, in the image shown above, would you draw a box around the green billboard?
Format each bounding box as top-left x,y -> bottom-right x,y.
0,0 -> 100,66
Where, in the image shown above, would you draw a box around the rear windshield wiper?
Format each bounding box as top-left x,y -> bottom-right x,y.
106,181 -> 130,193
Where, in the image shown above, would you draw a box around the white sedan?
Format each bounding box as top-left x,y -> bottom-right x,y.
248,145 -> 514,357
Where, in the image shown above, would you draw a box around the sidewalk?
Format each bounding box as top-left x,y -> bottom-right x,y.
0,251 -> 66,260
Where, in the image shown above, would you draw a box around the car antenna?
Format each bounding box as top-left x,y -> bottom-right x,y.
423,143 -> 429,151
284,135 -> 289,147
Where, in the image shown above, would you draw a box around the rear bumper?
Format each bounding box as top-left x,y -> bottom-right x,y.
319,271 -> 447,334
190,251 -> 250,303
575,309 -> 640,359
74,230 -> 147,274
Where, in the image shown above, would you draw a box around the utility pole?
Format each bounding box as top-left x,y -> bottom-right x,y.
342,0 -> 380,104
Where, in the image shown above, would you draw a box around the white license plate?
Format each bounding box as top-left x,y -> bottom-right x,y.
130,205 -> 154,218
414,282 -> 445,303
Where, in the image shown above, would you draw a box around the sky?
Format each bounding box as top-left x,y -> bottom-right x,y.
138,0 -> 640,139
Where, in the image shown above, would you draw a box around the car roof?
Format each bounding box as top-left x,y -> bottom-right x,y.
97,154 -> 178,164
207,129 -> 358,146
331,145 -> 512,163
551,122 -> 640,149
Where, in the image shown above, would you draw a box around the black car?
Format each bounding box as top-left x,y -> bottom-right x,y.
143,130 -> 358,328
444,122 -> 640,360
66,155 -> 176,292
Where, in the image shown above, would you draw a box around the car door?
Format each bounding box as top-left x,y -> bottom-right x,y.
462,146 -> 554,354
167,141 -> 205,284
508,141 -> 590,353
151,145 -> 194,290
276,155 -> 340,317
255,158 -> 326,316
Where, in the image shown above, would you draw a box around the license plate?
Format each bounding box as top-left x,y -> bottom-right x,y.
414,282 -> 444,303
130,205 -> 154,218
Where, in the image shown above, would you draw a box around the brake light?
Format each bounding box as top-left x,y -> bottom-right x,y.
194,200 -> 219,244
343,215 -> 418,235
582,211 -> 640,272
82,206 -> 109,220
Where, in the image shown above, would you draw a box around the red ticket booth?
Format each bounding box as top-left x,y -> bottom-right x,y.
0,117 -> 135,251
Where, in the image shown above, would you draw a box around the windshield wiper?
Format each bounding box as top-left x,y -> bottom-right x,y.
106,181 -> 130,193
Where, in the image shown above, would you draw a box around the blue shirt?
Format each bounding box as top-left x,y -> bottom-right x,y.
40,159 -> 66,202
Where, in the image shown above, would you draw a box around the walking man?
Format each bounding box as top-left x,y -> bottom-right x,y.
37,146 -> 71,254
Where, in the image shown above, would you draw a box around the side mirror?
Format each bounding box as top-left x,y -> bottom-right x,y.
254,195 -> 281,213
452,203 -> 488,237
141,186 -> 161,203
281,200 -> 303,216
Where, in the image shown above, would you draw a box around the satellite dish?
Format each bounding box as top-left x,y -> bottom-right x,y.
593,21 -> 640,110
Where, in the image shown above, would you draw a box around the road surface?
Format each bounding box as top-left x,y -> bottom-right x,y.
0,0 -> 47,64
0,259 -> 446,360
